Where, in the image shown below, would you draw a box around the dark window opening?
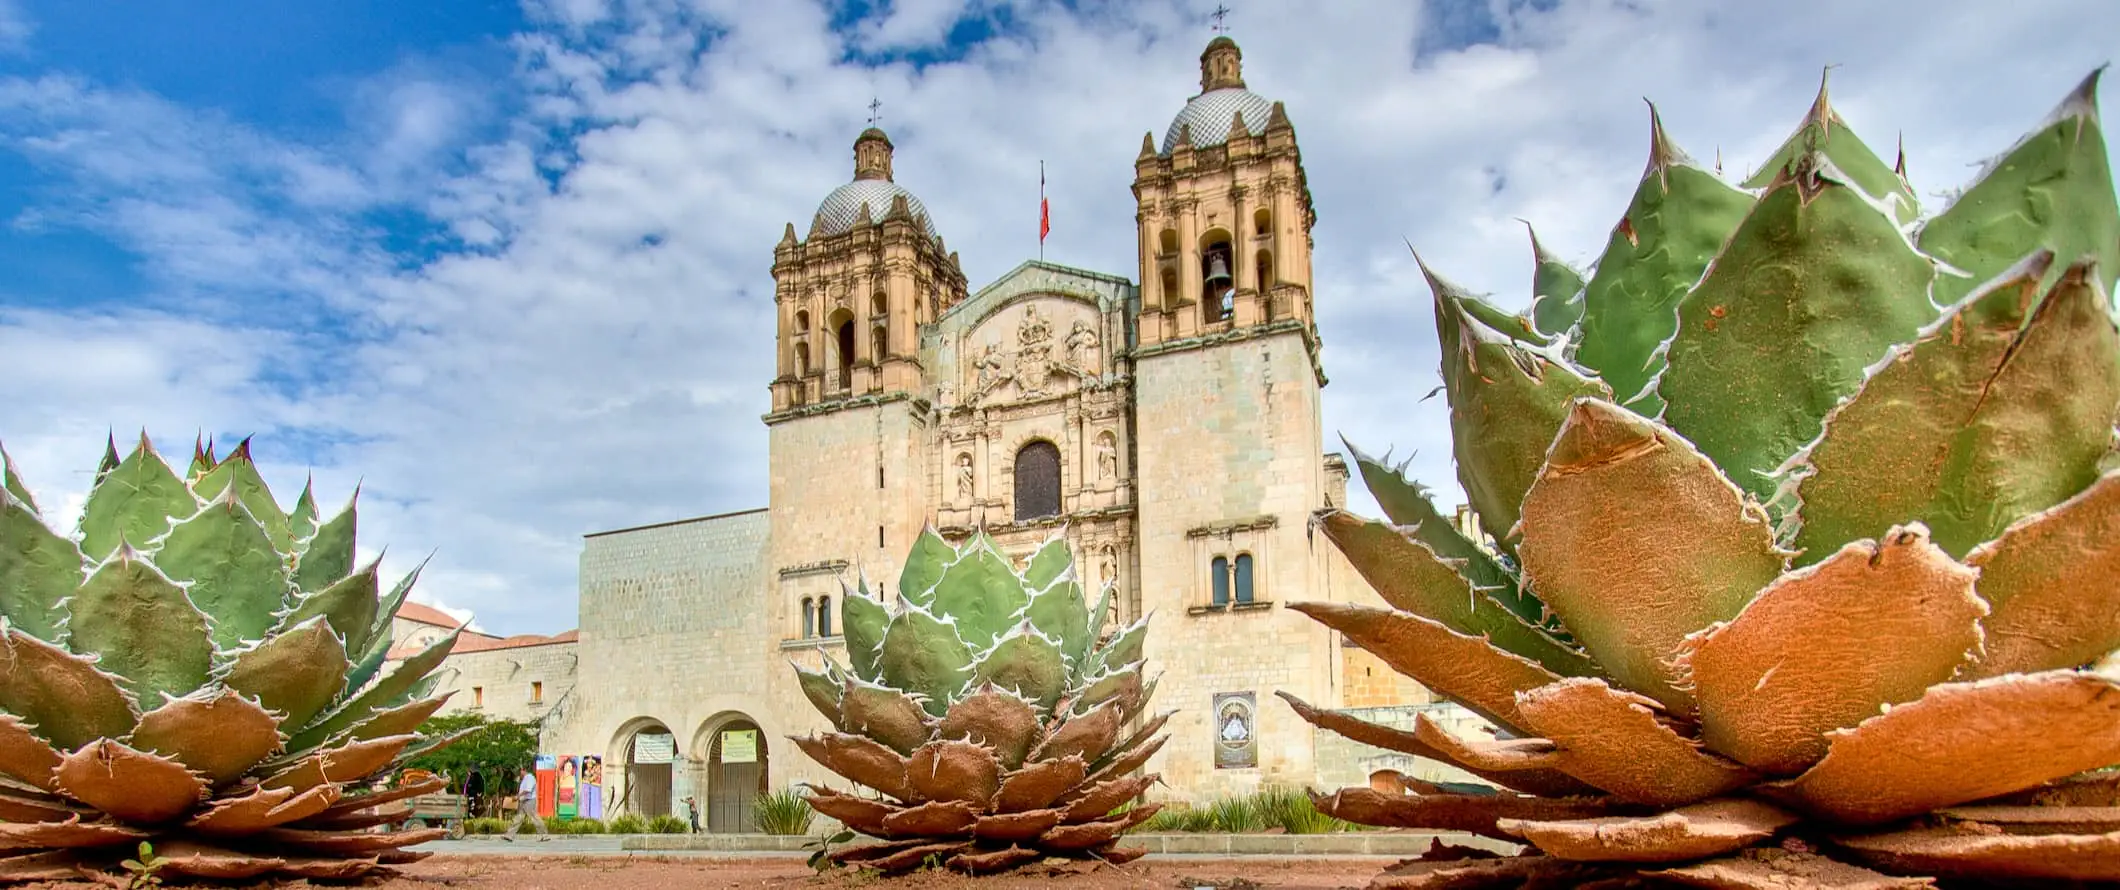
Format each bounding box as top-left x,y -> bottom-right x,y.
1210,556 -> 1230,606
801,597 -> 814,637
835,321 -> 856,389
872,324 -> 888,362
1013,441 -> 1062,521
1201,240 -> 1235,323
1254,208 -> 1272,236
1235,553 -> 1256,604
817,596 -> 833,637
794,342 -> 810,376
1256,248 -> 1275,293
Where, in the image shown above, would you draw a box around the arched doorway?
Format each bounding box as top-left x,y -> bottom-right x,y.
702,716 -> 769,833
620,721 -> 677,818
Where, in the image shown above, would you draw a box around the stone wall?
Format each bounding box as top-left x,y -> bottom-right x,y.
1310,702 -> 1492,790
433,641 -> 580,746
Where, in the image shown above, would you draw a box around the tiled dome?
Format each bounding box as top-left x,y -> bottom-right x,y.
1161,87 -> 1275,154
813,179 -> 939,239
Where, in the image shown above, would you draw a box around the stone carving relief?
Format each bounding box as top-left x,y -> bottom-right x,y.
1067,321 -> 1101,377
1094,431 -> 1117,481
966,301 -> 1108,406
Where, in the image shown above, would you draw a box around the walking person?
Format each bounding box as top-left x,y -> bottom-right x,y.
504,766 -> 551,842
684,796 -> 700,833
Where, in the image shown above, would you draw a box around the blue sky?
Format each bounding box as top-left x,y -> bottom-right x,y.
3,0 -> 2117,634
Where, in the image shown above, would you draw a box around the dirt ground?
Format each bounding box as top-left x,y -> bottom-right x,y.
24,855 -> 1389,890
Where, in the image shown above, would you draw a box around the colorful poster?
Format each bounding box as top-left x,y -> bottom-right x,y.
534,754 -> 558,819
720,729 -> 758,764
1213,692 -> 1257,769
581,756 -> 604,820
556,756 -> 579,819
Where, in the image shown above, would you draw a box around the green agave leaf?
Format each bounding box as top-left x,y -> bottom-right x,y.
1572,103 -> 1756,410
1429,265 -> 1614,553
1518,398 -> 1789,715
275,557 -> 380,646
153,492 -> 292,652
1919,69 -> 2120,308
343,626 -> 394,696
286,627 -> 457,751
76,433 -> 196,563
1,444 -> 35,515
840,679 -> 932,755
896,526 -> 956,607
1022,531 -> 1073,589
292,489 -> 357,595
875,605 -> 975,718
1661,153 -> 1940,503
190,439 -> 294,554
222,616 -> 349,731
1339,435 -> 1542,628
185,435 -> 215,481
926,541 -> 1031,653
1525,221 -> 1588,337
0,486 -> 80,642
66,545 -> 214,704
353,555 -> 428,659
1788,253 -> 2120,562
969,627 -> 1068,714
92,433 -> 120,485
347,692 -> 453,742
841,585 -> 890,683
0,628 -> 137,751
1087,616 -> 1148,677
1742,72 -> 1920,225
794,660 -> 844,726
1071,665 -> 1142,718
1023,574 -> 1092,672
288,476 -> 318,542
1318,511 -> 1596,678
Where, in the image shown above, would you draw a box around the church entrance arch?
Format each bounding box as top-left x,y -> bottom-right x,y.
617,720 -> 677,818
697,713 -> 768,833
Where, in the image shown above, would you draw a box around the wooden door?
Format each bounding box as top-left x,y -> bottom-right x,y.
706,723 -> 766,833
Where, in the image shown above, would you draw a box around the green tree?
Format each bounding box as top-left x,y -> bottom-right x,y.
403,713 -> 539,816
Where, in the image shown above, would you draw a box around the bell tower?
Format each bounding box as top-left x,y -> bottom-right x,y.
1130,35 -> 1317,352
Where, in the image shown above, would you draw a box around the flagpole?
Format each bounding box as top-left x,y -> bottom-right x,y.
1039,160 -> 1046,262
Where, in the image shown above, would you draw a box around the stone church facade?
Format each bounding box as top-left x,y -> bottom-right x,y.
416,35 -> 1442,829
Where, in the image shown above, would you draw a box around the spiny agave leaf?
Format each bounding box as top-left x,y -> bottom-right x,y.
927,543 -> 1032,653
1495,798 -> 1801,865
93,433 -> 120,485
1743,71 -> 1921,225
970,627 -> 1068,714
1681,524 -> 1986,776
0,628 -> 138,751
275,557 -> 380,646
1338,436 -> 1528,620
1275,691 -> 1599,797
1319,511 -> 1594,678
1651,848 -> 1934,888
1030,698 -> 1123,765
346,693 -> 453,743
1022,530 -> 1073,589
155,492 -> 293,652
187,433 -> 216,479
1836,827 -> 2120,884
352,555 -> 427,658
793,661 -> 844,726
129,690 -> 284,787
288,476 -> 318,542
841,679 -> 933,756
342,625 -> 394,695
1964,473 -> 2120,678
993,755 -> 1087,813
53,739 -> 208,824
1919,68 -> 2120,308
0,485 -> 80,642
292,490 -> 357,595
897,526 -> 957,608
1288,601 -> 1560,735
0,444 -> 34,515
1787,254 -> 2120,562
66,544 -> 214,703
1572,103 -> 1756,409
1513,678 -> 1757,808
1518,399 -> 1789,714
190,438 -> 295,554
876,607 -> 974,718
792,733 -> 916,802
1410,714 -> 1563,772
222,616 -> 350,731
1070,666 -> 1142,718
905,739 -> 1002,806
1085,615 -> 1147,677
76,432 -> 195,563
1774,671 -> 2120,825
1661,153 -> 1941,503
1429,266 -> 1614,554
841,585 -> 890,683
935,684 -> 1040,770
1524,222 -> 1588,337
287,629 -> 453,750
1022,574 -> 1092,670
0,715 -> 63,792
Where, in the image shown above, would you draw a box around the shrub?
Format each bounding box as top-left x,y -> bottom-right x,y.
463,817 -> 508,836
754,788 -> 815,836
605,813 -> 647,835
646,814 -> 689,834
564,818 -> 606,835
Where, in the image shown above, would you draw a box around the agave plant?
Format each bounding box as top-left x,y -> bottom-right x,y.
0,434 -> 465,882
1285,70 -> 2120,888
790,528 -> 1168,874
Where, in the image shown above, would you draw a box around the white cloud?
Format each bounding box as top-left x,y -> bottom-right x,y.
2,0 -> 2117,634
0,0 -> 29,54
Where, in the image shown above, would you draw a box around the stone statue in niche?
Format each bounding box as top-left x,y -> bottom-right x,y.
1067,320 -> 1101,375
1098,545 -> 1117,589
934,382 -> 955,410
956,453 -> 975,501
1094,432 -> 1117,481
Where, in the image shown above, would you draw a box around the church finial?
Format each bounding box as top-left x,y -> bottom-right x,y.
1200,6 -> 1244,92
1211,3 -> 1231,34
854,110 -> 895,182
867,97 -> 883,127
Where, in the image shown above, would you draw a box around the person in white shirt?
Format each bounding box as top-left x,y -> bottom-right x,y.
504,767 -> 551,841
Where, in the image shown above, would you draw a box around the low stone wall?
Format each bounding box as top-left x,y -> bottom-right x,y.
1312,702 -> 1494,790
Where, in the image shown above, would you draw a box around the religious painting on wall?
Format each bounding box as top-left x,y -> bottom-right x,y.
557,756 -> 579,819
581,755 -> 604,820
1213,692 -> 1257,769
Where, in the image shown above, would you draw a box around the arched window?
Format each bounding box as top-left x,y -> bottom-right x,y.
795,310 -> 810,332
871,324 -> 888,362
1160,268 -> 1179,308
1210,556 -> 1230,606
817,596 -> 833,637
1200,234 -> 1235,323
801,597 -> 814,637
1256,248 -> 1275,293
1234,553 -> 1256,604
794,342 -> 811,376
835,320 -> 856,389
1254,208 -> 1272,236
1013,441 -> 1062,521
871,292 -> 888,317
1159,229 -> 1179,255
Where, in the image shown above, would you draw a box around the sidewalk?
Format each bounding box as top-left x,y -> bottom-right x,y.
427,831 -> 1518,858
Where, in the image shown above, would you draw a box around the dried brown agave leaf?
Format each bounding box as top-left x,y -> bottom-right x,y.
905,739 -> 1001,806
0,815 -> 145,850
1834,823 -> 2120,881
934,684 -> 1040,768
0,850 -> 89,882
1410,714 -> 1564,771
1276,691 -> 1599,797
1030,699 -> 1122,765
802,786 -> 895,836
946,845 -> 1042,874
1035,804 -> 1156,851
185,785 -> 337,835
1060,773 -> 1157,822
145,841 -> 286,880
1288,601 -> 1560,733
993,754 -> 1086,813
296,802 -> 411,833
253,825 -> 447,856
0,788 -> 87,823
843,680 -> 934,756
1777,671 -> 2120,824
221,616 -> 348,731
791,733 -> 916,802
1936,805 -> 2120,834
129,690 -> 285,787
971,808 -> 1064,843
879,799 -> 979,837
1516,677 -> 1757,807
1496,798 -> 1798,863
259,755 -> 330,795
1989,771 -> 2120,808
277,856 -> 381,879
1963,473 -> 2120,678
1680,524 -> 1985,775
1080,732 -> 1167,789
855,840 -> 973,873
0,715 -> 62,793
1370,853 -> 1602,890
1518,398 -> 1790,715
1647,845 -> 1935,889
305,771 -> 445,822
317,733 -> 418,783
53,739 -> 207,824
0,631 -> 137,753
1310,786 -> 1614,841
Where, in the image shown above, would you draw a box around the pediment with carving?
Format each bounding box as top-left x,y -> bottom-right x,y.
953,297 -> 1110,406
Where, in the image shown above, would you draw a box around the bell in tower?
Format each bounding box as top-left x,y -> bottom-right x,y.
1202,243 -> 1236,322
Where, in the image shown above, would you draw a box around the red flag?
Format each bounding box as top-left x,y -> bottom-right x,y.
1039,162 -> 1050,243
